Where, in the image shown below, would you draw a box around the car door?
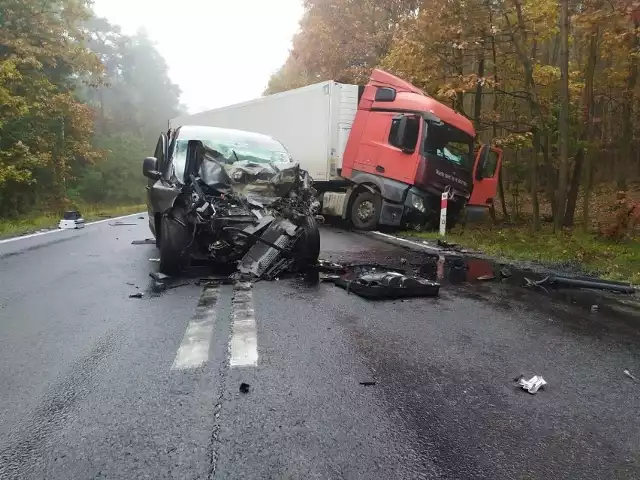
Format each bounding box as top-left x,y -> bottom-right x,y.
469,145 -> 503,207
147,134 -> 168,233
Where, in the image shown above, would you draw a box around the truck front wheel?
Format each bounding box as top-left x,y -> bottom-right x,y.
350,191 -> 381,231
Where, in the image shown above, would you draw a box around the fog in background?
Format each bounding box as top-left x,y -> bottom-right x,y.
93,0 -> 304,114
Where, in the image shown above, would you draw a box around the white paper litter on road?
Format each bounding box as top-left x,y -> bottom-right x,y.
517,375 -> 547,394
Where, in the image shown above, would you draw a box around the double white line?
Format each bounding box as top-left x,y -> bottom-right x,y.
171,287 -> 218,370
170,282 -> 258,370
229,283 -> 258,368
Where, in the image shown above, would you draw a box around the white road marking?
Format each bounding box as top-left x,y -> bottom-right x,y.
171,287 -> 218,370
0,212 -> 146,245
229,283 -> 258,368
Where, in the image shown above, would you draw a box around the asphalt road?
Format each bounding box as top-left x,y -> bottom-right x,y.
1,215 -> 639,479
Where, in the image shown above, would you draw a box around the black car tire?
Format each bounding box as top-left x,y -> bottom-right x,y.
350,191 -> 381,231
154,215 -> 162,248
159,214 -> 190,275
293,215 -> 321,270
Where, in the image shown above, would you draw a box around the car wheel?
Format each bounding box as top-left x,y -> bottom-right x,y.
159,214 -> 190,275
350,191 -> 381,231
293,215 -> 321,270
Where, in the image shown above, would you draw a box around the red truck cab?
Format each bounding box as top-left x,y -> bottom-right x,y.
340,70 -> 502,229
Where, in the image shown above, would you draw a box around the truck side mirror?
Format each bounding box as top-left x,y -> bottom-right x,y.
142,156 -> 161,180
394,117 -> 408,148
395,116 -> 419,153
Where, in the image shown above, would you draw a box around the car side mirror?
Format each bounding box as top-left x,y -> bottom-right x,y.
142,156 -> 161,180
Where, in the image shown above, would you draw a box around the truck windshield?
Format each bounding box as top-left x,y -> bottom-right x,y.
423,120 -> 473,170
169,130 -> 293,181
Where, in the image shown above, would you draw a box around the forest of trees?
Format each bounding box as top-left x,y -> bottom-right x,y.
266,0 -> 640,237
0,0 -> 183,219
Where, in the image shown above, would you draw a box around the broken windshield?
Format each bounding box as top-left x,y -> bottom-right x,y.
423,120 -> 473,171
169,129 -> 293,182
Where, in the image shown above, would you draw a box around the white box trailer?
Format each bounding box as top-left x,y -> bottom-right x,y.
169,81 -> 360,183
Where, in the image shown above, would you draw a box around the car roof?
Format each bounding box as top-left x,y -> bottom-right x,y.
175,125 -> 281,144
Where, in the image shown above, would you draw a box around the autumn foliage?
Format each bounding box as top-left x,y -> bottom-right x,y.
600,191 -> 640,239
267,0 -> 640,237
0,0 -> 181,218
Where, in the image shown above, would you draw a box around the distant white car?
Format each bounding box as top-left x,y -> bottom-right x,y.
58,210 -> 85,229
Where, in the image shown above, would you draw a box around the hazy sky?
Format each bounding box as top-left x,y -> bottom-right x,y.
92,0 -> 304,115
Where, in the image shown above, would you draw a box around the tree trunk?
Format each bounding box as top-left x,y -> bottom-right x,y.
99,86 -> 105,135
490,29 -> 509,221
582,151 -> 592,232
568,24 -> 599,228
543,133 -> 557,220
531,131 -> 541,232
563,148 -> 583,227
530,151 -> 540,232
474,43 -> 485,130
498,169 -> 509,220
619,17 -> 639,190
555,0 -> 570,233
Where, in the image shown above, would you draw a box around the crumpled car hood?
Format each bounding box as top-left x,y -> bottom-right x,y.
198,145 -> 300,204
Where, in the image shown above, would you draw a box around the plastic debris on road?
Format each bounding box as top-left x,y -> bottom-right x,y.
132,238 -> 156,245
317,259 -> 347,274
334,267 -> 440,300
150,272 -> 171,282
477,274 -> 496,281
109,221 -> 137,227
515,374 -> 547,394
524,274 -> 635,294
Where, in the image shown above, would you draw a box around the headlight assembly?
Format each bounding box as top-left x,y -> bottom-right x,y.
411,193 -> 426,212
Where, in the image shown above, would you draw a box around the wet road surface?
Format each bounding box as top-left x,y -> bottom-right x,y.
1,215 -> 639,479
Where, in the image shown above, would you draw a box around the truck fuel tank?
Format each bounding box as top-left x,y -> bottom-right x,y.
321,191 -> 348,217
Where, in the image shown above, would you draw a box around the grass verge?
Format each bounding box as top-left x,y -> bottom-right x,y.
0,204 -> 146,239
404,226 -> 640,284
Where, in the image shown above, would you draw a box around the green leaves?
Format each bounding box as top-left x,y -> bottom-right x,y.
0,1 -> 179,217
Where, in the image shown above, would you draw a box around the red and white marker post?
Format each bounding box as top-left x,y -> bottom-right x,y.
439,190 -> 448,236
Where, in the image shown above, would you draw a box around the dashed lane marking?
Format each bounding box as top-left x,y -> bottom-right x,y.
229,282 -> 258,368
171,287 -> 218,370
